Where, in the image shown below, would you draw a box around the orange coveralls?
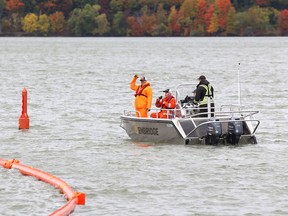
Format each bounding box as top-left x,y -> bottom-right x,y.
130,77 -> 153,118
150,96 -> 176,119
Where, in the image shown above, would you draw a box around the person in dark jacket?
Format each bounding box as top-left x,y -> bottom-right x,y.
193,75 -> 215,117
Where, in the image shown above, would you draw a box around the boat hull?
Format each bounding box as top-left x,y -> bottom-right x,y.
120,116 -> 184,144
120,115 -> 258,145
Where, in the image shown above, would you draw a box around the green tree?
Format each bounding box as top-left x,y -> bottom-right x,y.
270,0 -> 288,10
266,7 -> 279,35
68,4 -> 101,36
21,0 -> 38,14
94,13 -> 110,35
225,6 -> 237,35
38,14 -> 50,35
0,0 -> 5,32
67,8 -> 81,35
231,0 -> 254,11
127,0 -> 141,11
234,11 -> 246,35
72,0 -> 98,9
167,5 -> 180,36
110,0 -> 125,13
155,3 -> 167,25
152,3 -> 168,36
179,0 -> 198,36
111,11 -> 126,36
244,6 -> 270,35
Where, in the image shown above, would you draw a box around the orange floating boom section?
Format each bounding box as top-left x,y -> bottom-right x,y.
19,87 -> 30,129
0,158 -> 85,215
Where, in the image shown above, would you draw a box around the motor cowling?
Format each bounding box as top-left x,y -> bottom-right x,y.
205,121 -> 222,145
227,121 -> 243,144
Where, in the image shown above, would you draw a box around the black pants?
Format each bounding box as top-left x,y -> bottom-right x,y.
199,103 -> 215,117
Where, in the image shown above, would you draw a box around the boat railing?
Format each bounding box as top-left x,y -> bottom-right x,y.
192,109 -> 259,118
123,110 -> 139,117
185,118 -> 260,138
123,106 -> 259,121
220,104 -> 246,110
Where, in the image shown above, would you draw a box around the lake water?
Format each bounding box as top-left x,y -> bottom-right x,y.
0,37 -> 288,215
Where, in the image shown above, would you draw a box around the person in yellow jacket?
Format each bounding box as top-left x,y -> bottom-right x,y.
130,74 -> 153,118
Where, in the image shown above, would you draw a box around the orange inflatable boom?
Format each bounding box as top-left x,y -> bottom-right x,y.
0,158 -> 85,216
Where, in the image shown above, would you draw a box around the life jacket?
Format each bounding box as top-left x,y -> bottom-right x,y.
199,84 -> 214,105
135,83 -> 150,98
161,96 -> 175,109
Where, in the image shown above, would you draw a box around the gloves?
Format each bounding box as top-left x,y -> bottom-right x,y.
134,74 -> 139,78
158,96 -> 162,100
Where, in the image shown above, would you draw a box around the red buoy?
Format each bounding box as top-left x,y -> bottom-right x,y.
19,87 -> 29,129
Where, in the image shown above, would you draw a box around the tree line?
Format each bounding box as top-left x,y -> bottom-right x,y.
0,0 -> 288,36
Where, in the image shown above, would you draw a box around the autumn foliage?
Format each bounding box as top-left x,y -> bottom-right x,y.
5,0 -> 24,12
279,9 -> 288,35
1,0 -> 288,36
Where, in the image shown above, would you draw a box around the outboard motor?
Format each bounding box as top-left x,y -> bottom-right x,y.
205,121 -> 222,145
227,120 -> 243,145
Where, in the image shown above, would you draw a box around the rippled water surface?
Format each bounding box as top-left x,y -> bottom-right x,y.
0,37 -> 288,215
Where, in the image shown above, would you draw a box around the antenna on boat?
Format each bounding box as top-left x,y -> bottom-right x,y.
237,62 -> 241,106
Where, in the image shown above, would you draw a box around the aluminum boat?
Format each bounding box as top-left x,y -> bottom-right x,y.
120,84 -> 260,145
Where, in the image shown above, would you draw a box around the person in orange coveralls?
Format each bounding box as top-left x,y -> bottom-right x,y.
130,74 -> 153,117
150,89 -> 176,119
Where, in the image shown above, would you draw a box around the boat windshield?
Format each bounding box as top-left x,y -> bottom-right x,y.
175,83 -> 198,106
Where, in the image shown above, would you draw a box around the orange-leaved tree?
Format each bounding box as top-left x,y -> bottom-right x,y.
279,9 -> 288,36
197,0 -> 207,34
140,5 -> 157,36
49,11 -> 65,34
205,4 -> 217,34
38,0 -> 56,14
127,16 -> 144,36
207,12 -> 219,35
5,0 -> 24,13
215,0 -> 233,32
